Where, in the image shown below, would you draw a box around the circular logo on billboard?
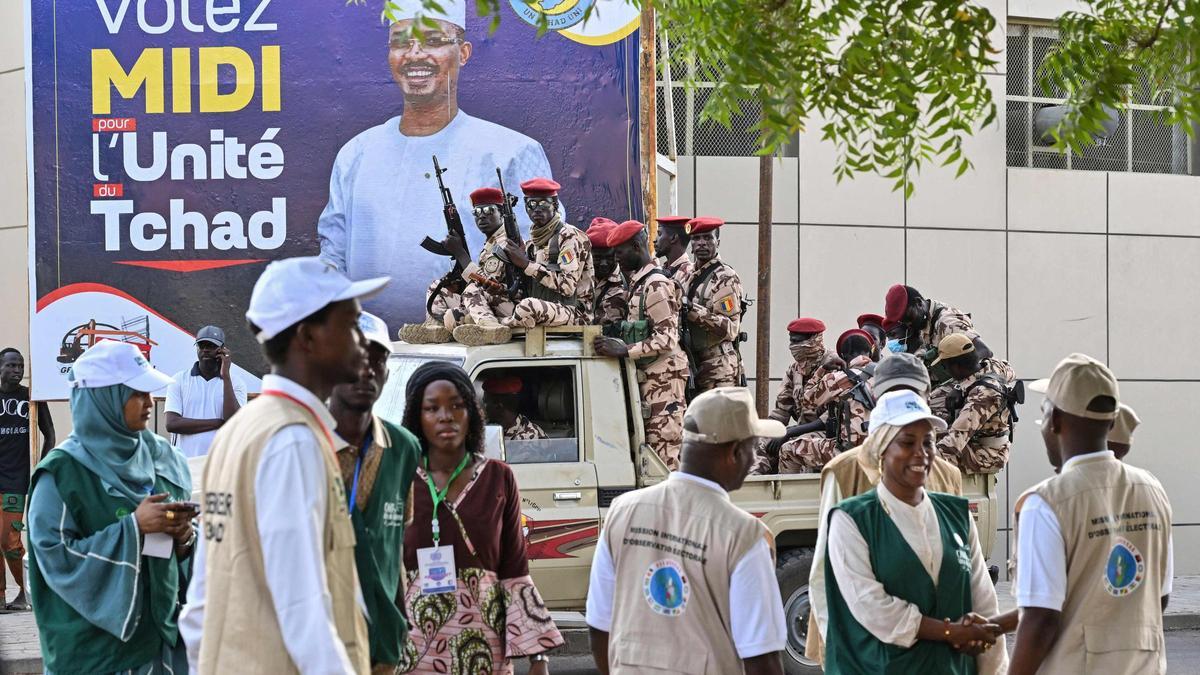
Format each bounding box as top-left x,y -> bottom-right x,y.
1104,537 -> 1145,597
509,0 -> 596,31
643,559 -> 689,616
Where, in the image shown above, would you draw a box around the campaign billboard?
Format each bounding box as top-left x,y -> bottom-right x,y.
26,0 -> 642,399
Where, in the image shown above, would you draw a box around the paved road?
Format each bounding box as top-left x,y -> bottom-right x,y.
516,629 -> 1200,674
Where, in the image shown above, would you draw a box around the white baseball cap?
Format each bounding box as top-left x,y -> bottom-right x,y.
683,387 -> 786,444
868,389 -> 949,434
246,257 -> 390,343
68,341 -> 175,392
388,0 -> 466,28
359,311 -> 393,352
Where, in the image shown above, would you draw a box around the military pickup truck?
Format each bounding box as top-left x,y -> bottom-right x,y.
375,327 -> 1000,675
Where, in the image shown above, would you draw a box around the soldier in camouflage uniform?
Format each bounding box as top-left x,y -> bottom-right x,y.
884,283 -> 995,418
481,375 -> 548,440
931,333 -> 1016,473
593,221 -> 688,470
654,215 -> 694,288
857,313 -> 886,361
682,217 -> 745,393
454,178 -> 595,346
751,317 -> 834,474
778,330 -> 877,473
399,187 -> 512,344
587,218 -> 627,328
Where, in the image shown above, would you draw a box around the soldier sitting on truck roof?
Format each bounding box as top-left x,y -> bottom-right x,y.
481,375 -> 547,441
454,178 -> 595,346
805,352 -> 965,667
593,220 -> 689,471
399,187 -> 515,344
776,329 -> 877,474
587,218 -> 627,329
750,317 -> 834,475
931,333 -> 1020,474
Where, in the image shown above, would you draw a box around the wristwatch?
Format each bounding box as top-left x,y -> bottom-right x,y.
530,653 -> 549,662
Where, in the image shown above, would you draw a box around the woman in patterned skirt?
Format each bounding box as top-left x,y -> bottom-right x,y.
399,361 -> 562,674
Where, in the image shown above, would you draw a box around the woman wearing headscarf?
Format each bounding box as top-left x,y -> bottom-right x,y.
398,361 -> 562,674
27,342 -> 195,674
823,389 -> 1008,674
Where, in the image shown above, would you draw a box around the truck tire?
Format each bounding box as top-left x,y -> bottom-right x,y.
777,547 -> 822,675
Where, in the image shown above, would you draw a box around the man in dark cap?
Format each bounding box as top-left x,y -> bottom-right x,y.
165,325 -> 246,458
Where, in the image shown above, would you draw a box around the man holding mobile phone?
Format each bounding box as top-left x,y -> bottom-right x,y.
165,326 -> 247,458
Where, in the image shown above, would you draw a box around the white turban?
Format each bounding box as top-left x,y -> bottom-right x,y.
388,0 -> 466,29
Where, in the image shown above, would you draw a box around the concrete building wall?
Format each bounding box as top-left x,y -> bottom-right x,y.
5,2 -> 1196,572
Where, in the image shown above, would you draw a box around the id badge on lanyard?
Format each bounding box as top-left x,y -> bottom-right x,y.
417,452 -> 472,595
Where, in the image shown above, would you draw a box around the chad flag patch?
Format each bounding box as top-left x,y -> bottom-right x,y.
558,250 -> 575,266
719,295 -> 737,314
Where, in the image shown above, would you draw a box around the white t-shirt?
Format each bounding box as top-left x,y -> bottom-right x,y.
585,472 -> 788,659
317,111 -> 558,324
164,364 -> 247,458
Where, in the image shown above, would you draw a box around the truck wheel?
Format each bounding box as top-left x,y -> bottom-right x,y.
777,547 -> 821,675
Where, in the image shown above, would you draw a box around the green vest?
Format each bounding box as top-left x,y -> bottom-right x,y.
824,489 -> 976,675
351,420 -> 419,666
28,450 -> 189,675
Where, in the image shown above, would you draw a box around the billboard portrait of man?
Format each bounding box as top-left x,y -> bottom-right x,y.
318,0 -> 561,324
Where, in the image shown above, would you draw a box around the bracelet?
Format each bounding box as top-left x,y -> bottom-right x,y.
943,617 -> 952,639
530,653 -> 549,662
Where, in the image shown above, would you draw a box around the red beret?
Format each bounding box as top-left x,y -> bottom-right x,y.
685,216 -> 724,235
856,313 -> 885,329
587,219 -> 616,248
607,220 -> 646,248
884,284 -> 909,323
837,328 -> 874,354
469,187 -> 504,207
483,375 -> 523,395
787,317 -> 825,334
520,177 -> 560,197
657,215 -> 691,229
882,318 -> 898,331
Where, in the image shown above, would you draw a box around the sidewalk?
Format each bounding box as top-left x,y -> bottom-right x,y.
5,576 -> 1200,672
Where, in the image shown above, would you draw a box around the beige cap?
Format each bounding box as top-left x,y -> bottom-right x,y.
1109,403 -> 1141,444
930,333 -> 975,366
683,387 -> 786,444
1029,353 -> 1120,420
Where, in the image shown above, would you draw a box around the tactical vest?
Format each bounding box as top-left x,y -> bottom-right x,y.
526,229 -> 581,309
684,262 -> 727,351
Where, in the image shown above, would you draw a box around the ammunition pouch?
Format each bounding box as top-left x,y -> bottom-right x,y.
526,228 -> 581,310
2,493 -> 25,514
607,319 -> 656,369
686,321 -> 723,352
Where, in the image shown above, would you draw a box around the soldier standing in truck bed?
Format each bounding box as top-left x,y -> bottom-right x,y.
683,217 -> 746,394
587,218 -> 627,329
655,215 -> 695,288
593,221 -> 689,471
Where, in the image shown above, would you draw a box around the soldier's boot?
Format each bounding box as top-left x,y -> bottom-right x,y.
453,320 -> 512,346
398,321 -> 452,344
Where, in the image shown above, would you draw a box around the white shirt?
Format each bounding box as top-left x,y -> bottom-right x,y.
809,471 -> 843,642
164,363 -> 247,458
1016,450 -> 1174,611
317,111 -> 557,324
826,481 -> 1007,674
179,374 -> 357,675
585,472 -> 788,659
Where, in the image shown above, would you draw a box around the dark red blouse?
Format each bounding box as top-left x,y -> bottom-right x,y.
403,456 -> 530,580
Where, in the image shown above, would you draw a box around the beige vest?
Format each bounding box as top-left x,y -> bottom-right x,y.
605,477 -> 766,674
198,395 -> 370,674
1022,454 -> 1171,674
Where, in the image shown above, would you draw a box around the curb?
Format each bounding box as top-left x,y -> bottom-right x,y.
0,656 -> 41,675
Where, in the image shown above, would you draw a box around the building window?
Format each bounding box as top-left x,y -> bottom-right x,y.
1007,22 -> 1195,175
654,37 -> 798,158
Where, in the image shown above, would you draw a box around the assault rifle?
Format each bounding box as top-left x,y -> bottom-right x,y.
494,168 -> 527,300
421,155 -> 468,317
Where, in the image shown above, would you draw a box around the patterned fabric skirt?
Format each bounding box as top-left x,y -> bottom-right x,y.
398,567 -> 563,674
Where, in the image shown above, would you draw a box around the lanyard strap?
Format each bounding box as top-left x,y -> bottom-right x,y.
348,435 -> 371,512
423,452 -> 472,546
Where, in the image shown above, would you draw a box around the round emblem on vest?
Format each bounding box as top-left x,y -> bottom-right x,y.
643,559 -> 690,616
1104,537 -> 1146,597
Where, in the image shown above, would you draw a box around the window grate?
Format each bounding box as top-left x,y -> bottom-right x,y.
1006,22 -> 1194,176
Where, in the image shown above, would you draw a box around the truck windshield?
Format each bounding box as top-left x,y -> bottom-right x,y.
374,354 -> 465,425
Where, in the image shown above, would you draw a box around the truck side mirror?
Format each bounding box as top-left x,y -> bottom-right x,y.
484,424 -> 506,461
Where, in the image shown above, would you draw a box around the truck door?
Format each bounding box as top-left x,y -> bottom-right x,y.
471,360 -> 601,609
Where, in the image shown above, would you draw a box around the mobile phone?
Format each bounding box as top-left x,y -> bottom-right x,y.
172,501 -> 201,514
